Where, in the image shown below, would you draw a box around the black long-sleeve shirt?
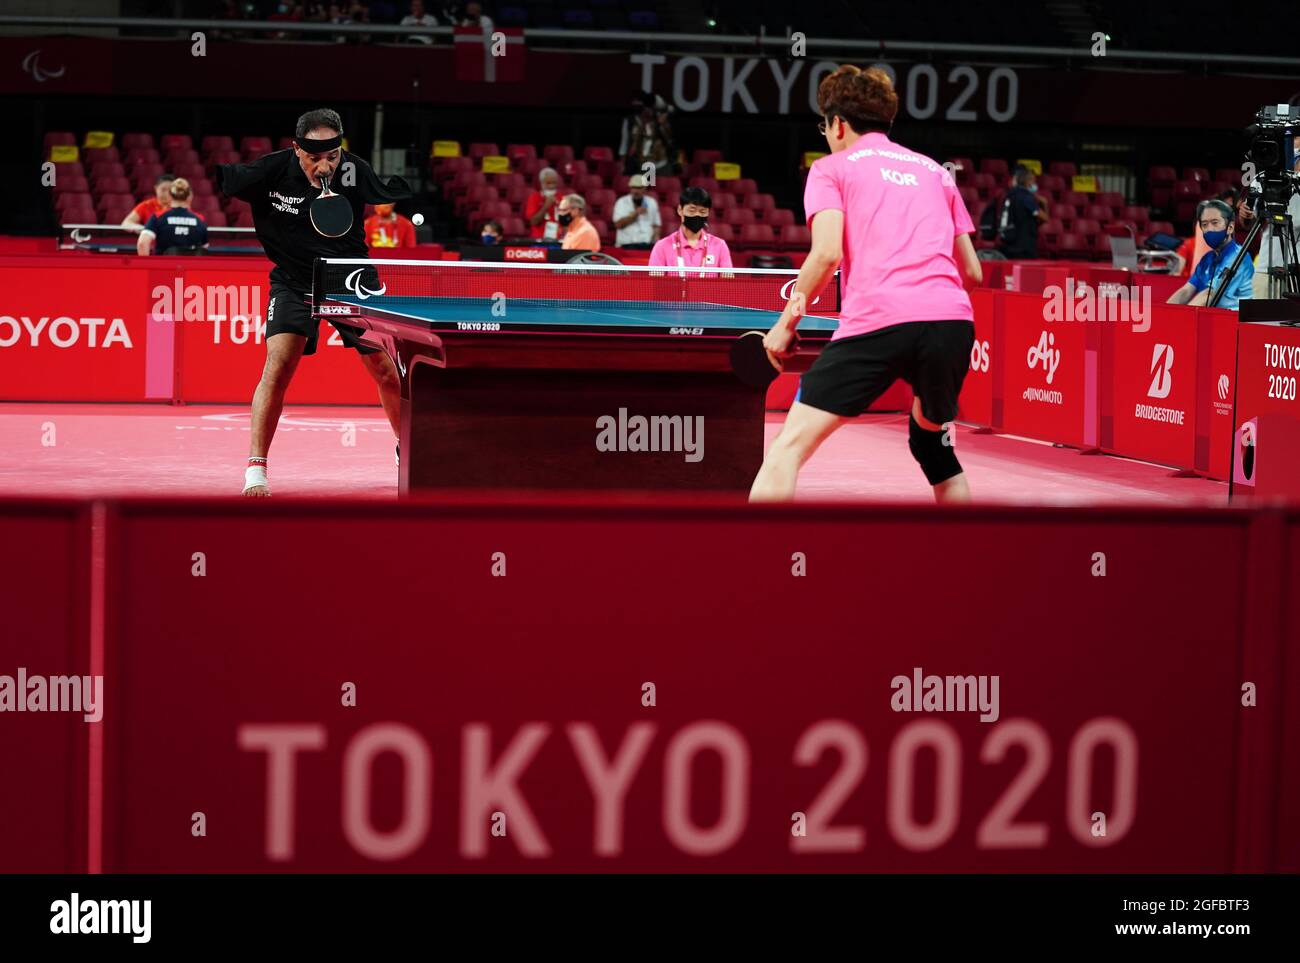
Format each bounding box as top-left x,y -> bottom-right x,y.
213,149 -> 411,292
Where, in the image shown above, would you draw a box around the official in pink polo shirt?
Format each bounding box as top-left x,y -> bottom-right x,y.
647,186 -> 733,272
749,64 -> 984,504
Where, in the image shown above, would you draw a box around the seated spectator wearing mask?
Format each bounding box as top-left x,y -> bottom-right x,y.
647,186 -> 732,271
1167,199 -> 1254,309
364,202 -> 416,248
137,178 -> 208,256
525,167 -> 563,242
558,194 -> 600,251
122,173 -> 175,234
612,173 -> 661,249
480,219 -> 503,245
996,165 -> 1045,259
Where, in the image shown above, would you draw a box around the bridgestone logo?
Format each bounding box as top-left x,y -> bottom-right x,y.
1022,387 -> 1063,405
1135,403 -> 1185,424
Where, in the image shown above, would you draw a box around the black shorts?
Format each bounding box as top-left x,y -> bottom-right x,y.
266,280 -> 378,357
796,319 -> 975,424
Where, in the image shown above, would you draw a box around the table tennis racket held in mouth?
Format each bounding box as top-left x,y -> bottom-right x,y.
730,330 -> 799,389
310,174 -> 353,238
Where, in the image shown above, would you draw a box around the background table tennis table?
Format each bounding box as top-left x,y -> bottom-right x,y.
314,261 -> 840,493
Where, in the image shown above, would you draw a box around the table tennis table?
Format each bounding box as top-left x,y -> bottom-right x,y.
312,258 -> 840,493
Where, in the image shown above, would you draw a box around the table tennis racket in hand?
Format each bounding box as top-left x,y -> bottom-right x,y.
730,330 -> 797,389
310,175 -> 353,238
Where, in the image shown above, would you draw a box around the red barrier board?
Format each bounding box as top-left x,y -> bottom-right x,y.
1231,322 -> 1300,502
0,261 -> 152,402
100,502 -> 1264,872
1279,515 -> 1300,872
957,288 -> 995,425
172,263 -> 378,404
1194,308 -> 1239,480
0,501 -> 92,872
995,293 -> 1097,448
1100,305 -> 1197,471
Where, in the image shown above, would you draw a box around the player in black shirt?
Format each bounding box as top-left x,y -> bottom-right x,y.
137,177 -> 209,256
212,108 -> 412,496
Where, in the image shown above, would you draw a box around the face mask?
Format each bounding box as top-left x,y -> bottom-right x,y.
682,215 -> 707,232
557,213 -> 573,226
1203,229 -> 1228,248
542,189 -> 556,198
1028,184 -> 1038,193
481,233 -> 497,245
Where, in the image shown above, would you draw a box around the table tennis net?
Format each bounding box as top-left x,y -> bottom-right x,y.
315,260 -> 840,313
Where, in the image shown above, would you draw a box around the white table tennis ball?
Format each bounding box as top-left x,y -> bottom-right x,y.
412,213 -> 424,226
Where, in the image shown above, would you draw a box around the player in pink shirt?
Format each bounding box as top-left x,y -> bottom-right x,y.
749,65 -> 984,503
647,186 -> 733,272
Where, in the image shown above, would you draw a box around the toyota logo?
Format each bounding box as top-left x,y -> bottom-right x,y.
344,268 -> 386,300
22,50 -> 66,83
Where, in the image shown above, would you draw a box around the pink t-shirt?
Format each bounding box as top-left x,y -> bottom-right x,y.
647,229 -> 733,271
803,132 -> 974,340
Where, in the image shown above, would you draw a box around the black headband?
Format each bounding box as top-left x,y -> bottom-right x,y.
295,133 -> 343,153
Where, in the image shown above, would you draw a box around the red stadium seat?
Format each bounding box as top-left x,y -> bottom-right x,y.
190,179 -> 214,196
234,210 -> 254,228
959,186 -> 980,206
44,131 -> 76,152
692,148 -> 724,166
120,132 -> 154,150
1073,218 -> 1102,242
543,144 -> 575,166
1055,232 -> 1087,255
970,172 -> 996,198
1182,166 -> 1210,184
94,176 -> 131,194
96,192 -> 134,213
201,135 -> 234,155
1038,226 -> 1061,257
722,178 -> 756,195
744,193 -> 775,213
779,225 -> 812,250
709,222 -> 735,243
1119,205 -> 1151,224
160,134 -> 192,151
240,136 -> 272,156
1083,204 -> 1113,222
1048,161 -> 1077,178
84,147 -> 121,165
126,147 -> 161,166
208,149 -> 241,166
711,192 -> 735,212
1058,190 -> 1087,207
276,137 -> 295,150
574,173 -> 603,194
766,208 -> 795,228
689,176 -> 720,193
1148,165 -> 1177,184
740,223 -> 776,247
499,217 -> 527,237
53,174 -> 90,194
1096,191 -> 1124,209
724,208 -> 756,226
506,143 -> 536,162
980,158 -> 1009,178
1038,174 -> 1066,193
203,210 -> 228,227
468,142 -> 499,159
1049,204 -> 1077,225
90,162 -> 127,182
55,192 -> 94,214
561,159 -> 587,180
588,218 -> 611,244
1146,221 -> 1176,237
583,146 -> 614,163
174,163 -> 207,181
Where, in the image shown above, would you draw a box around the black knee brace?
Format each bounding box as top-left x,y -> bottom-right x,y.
908,415 -> 962,485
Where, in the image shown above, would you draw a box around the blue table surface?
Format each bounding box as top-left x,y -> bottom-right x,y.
326,295 -> 841,332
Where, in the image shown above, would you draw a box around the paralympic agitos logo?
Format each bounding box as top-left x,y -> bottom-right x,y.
22,50 -> 66,83
344,268 -> 386,300
779,278 -> 821,307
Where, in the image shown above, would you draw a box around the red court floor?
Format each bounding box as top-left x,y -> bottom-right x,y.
0,403 -> 1229,504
